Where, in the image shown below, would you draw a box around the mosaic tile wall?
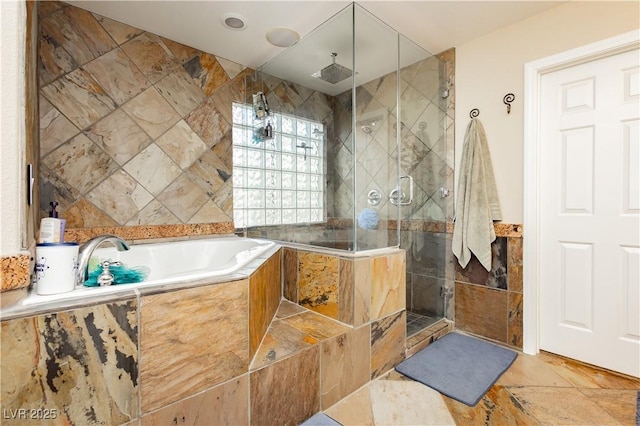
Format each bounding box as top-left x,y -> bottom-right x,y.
38,1 -> 247,228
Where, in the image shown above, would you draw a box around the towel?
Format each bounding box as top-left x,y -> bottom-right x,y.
411,230 -> 425,262
452,118 -> 502,271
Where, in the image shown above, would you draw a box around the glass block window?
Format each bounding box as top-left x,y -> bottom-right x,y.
232,103 -> 325,227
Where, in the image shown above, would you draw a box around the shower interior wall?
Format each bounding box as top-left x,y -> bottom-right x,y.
244,3 -> 403,252
401,47 -> 455,331
243,4 -> 452,333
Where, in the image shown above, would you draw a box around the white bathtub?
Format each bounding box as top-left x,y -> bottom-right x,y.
18,236 -> 277,308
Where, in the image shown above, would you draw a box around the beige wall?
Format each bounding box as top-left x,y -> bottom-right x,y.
0,2 -> 26,256
455,1 -> 640,224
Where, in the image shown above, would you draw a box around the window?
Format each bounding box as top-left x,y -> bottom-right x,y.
232,103 -> 325,227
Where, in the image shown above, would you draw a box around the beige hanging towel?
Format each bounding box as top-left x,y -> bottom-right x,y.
452,118 -> 502,271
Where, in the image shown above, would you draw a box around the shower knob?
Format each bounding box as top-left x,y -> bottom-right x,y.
367,189 -> 382,206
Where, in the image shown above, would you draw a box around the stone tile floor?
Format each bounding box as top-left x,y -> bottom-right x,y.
323,347 -> 640,425
406,312 -> 441,338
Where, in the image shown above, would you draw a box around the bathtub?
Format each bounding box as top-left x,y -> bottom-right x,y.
15,236 -> 278,310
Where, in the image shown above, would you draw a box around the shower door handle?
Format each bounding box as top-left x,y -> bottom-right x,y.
390,175 -> 414,206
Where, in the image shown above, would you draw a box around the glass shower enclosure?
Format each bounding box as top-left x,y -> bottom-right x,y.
233,3 -> 448,335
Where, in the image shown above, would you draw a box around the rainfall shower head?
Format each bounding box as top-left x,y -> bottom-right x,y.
312,52 -> 352,84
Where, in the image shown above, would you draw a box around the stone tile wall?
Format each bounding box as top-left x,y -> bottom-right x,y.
402,220 -> 524,350
1,249 -> 281,424
1,247 -> 415,425
454,234 -> 524,349
38,1 -> 339,235
282,247 -> 406,327
279,245 -> 408,404
140,279 -> 250,413
248,299 -> 406,424
1,300 -> 139,424
251,345 -> 321,425
38,1 -> 245,228
0,255 -> 31,292
249,251 -> 282,357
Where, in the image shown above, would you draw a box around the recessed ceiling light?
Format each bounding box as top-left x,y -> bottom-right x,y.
221,13 -> 246,30
266,27 -> 300,48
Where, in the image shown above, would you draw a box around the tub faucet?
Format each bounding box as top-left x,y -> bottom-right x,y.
76,235 -> 130,286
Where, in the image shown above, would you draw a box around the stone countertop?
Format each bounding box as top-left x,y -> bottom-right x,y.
64,221 -> 235,244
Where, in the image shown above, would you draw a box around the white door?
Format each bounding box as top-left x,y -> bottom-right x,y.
539,47 -> 640,377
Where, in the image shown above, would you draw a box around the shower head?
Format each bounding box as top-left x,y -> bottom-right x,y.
312,52 -> 352,84
357,115 -> 383,135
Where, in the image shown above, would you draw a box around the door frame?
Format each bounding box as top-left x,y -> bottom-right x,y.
523,30 -> 640,355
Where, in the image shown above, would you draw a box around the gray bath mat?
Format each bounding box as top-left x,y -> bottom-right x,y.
395,332 -> 517,407
299,412 -> 342,426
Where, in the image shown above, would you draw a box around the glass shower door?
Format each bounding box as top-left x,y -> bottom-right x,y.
352,4 -> 400,251
398,35 -> 448,336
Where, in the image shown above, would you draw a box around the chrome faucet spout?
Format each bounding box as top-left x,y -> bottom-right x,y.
76,235 -> 130,286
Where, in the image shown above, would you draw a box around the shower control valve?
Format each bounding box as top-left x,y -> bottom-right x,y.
367,189 -> 382,206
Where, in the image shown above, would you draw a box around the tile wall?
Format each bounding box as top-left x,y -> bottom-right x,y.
403,228 -> 452,320
2,247 -> 413,425
140,279 -> 251,413
283,248 -> 406,327
453,227 -> 524,349
32,0 -> 518,358
38,1 -> 343,233
1,299 -> 139,424
249,298 -> 406,424
38,1 -> 246,228
2,250 -> 280,424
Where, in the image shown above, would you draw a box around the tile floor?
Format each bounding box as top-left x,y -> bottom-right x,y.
323,346 -> 640,425
406,312 -> 442,338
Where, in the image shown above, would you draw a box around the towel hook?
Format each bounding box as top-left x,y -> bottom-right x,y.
469,108 -> 480,119
503,93 -> 515,114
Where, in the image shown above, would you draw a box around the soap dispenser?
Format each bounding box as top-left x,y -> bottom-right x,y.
38,201 -> 66,243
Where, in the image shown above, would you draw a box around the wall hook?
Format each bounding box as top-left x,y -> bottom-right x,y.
503,93 -> 515,114
469,108 -> 479,118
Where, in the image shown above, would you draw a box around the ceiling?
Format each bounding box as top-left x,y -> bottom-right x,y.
67,1 -> 563,71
